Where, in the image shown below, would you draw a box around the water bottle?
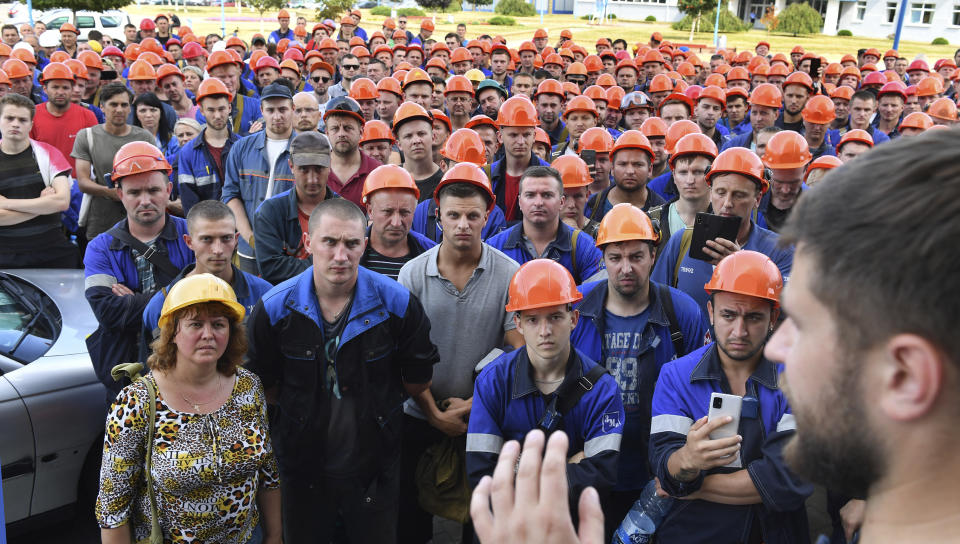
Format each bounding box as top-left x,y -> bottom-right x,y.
612,479 -> 674,544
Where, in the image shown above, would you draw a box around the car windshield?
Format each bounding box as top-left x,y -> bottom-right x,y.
0,273 -> 57,363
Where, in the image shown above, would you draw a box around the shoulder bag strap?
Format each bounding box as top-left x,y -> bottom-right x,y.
107,225 -> 181,279
673,228 -> 694,288
656,283 -> 685,356
140,375 -> 163,544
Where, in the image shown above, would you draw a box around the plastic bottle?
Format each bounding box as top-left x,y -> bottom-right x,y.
612,479 -> 674,544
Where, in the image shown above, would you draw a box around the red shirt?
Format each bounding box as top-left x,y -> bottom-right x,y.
296,207 -> 310,259
30,103 -> 98,175
504,172 -> 521,222
325,151 -> 382,208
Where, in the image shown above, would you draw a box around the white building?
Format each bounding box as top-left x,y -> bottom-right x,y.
824,0 -> 960,42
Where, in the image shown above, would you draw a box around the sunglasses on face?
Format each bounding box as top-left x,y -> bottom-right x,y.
342,65 -> 360,70
312,76 -> 331,83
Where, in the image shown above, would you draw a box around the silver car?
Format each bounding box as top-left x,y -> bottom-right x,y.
1,270 -> 106,531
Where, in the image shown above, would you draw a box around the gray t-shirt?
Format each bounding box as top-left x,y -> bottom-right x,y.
72,124 -> 156,239
398,243 -> 519,419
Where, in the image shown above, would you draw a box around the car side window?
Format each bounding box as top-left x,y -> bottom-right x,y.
100,16 -> 119,28
76,16 -> 95,29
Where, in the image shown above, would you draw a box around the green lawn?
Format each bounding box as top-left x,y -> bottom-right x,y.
129,5 -> 956,63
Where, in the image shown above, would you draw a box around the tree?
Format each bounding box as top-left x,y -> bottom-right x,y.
417,0 -> 453,20
773,2 -> 823,36
315,0 -> 354,23
246,0 -> 285,34
677,0 -> 714,40
32,0 -> 132,22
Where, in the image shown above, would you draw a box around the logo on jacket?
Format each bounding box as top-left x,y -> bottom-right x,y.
602,411 -> 622,433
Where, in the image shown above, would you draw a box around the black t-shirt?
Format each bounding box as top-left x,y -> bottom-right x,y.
0,146 -> 68,252
360,246 -> 412,281
415,168 -> 444,204
764,202 -> 790,233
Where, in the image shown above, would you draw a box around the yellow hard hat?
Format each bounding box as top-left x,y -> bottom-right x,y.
464,69 -> 485,83
158,273 -> 245,329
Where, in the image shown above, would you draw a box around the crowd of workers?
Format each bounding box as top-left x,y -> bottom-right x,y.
1,8 -> 959,544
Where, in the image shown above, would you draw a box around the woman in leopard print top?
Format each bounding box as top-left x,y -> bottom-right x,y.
96,274 -> 281,544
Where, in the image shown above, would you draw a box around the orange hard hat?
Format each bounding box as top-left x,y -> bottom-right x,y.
668,133 -> 717,169
392,101 -> 433,133
318,38 -> 338,51
762,130 -> 812,169
206,50 -> 238,72
535,78 -> 565,99
77,50 -> 104,71
59,23 -> 79,34
783,71 -> 814,92
704,73 -> 727,89
534,28 -> 548,39
349,78 -> 380,101
578,126 -> 614,154
563,95 -> 598,120
664,119 -> 700,154
1,58 -> 29,80
915,76 -> 944,97
441,128 -> 488,166
535,127 -> 551,149
595,202 -> 660,247
612,130 -> 654,160
255,56 -> 280,73
451,47 -> 472,64
837,129 -> 874,150
278,8 -> 290,18
49,51 -> 70,63
877,80 -> 907,100
767,64 -> 790,77
499,96 -> 539,127
137,51 -> 164,67
898,111 -> 934,131
544,53 -> 564,67
596,73 -> 616,88
830,85 -> 854,101
279,59 -> 300,74
639,117 -> 668,139
704,250 -> 783,307
824,62 -> 843,76
196,77 -> 232,102
676,61 -> 696,78
156,63 -> 184,84
583,85 -> 607,104
361,164 -> 420,204
606,86 -> 626,109
840,65 -> 861,81
518,41 -> 537,54
11,48 -> 35,65
431,109 -> 452,132
40,62 -> 74,83
697,85 -> 726,108
64,59 -> 88,80
445,74 -> 475,96
706,147 -> 768,194
126,60 -> 157,81
749,83 -> 782,109
376,77 -> 403,97
124,44 -> 141,62
926,97 -> 958,122
642,49 -> 665,65
648,73 -> 674,94
433,161 -> 496,212
0,69 -> 9,86
726,66 -> 750,82
801,95 -> 836,124
505,259 -> 582,312
804,155 -> 842,181
552,155 -> 592,188
860,63 -> 878,74
562,81 -> 581,96
112,141 -> 172,182
583,54 -> 603,72
615,58 -> 639,75
402,68 -> 432,89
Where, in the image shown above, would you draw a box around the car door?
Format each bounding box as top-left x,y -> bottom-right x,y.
0,365 -> 35,524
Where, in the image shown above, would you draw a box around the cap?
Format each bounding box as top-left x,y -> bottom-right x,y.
260,81 -> 293,101
290,132 -> 331,167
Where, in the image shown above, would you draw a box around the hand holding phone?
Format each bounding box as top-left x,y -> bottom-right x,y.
689,212 -> 741,263
707,393 -> 743,467
580,149 -> 597,184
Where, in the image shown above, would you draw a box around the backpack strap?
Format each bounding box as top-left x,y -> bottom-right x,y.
427,199 -> 441,243
673,228 -> 694,288
232,95 -> 245,134
538,364 -> 609,434
588,186 -> 612,222
107,225 -> 181,279
571,227 -> 581,284
656,283 -> 685,357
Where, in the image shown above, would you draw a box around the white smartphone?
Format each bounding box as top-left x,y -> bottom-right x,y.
707,392 -> 743,468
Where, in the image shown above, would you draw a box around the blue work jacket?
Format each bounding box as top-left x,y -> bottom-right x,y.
486,221 -> 602,285
177,127 -> 240,214
195,94 -> 261,136
411,197 -> 507,243
467,348 -> 624,504
570,279 -> 708,490
650,344 -> 813,544
253,187 -> 339,285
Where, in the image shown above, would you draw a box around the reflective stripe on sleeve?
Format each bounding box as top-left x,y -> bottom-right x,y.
776,413 -> 797,433
466,433 -> 504,454
650,414 -> 694,435
85,273 -> 118,290
584,433 -> 622,457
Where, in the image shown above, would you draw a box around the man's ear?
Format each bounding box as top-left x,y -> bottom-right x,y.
879,334 -> 948,423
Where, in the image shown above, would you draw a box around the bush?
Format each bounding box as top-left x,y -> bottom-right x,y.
495,0 -> 536,16
645,14 -> 656,21
837,29 -> 852,36
933,37 -> 949,45
771,2 -> 822,36
488,15 -> 516,24
370,5 -> 390,15
671,7 -> 749,32
369,5 -> 426,15
580,13 -> 616,19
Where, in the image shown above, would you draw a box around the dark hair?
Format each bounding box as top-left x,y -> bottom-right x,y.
1,24 -> 17,34
851,90 -> 876,105
437,181 -> 492,209
431,75 -> 446,86
710,54 -> 724,61
340,53 -> 357,63
0,93 -> 35,120
445,32 -> 458,40
272,77 -> 296,94
727,94 -> 748,105
781,128 -> 960,366
457,23 -> 466,29
88,29 -> 103,42
124,23 -> 136,30
100,81 -> 133,105
533,69 -> 551,79
368,59 -> 386,70
759,126 -> 782,136
491,48 -> 510,59
308,197 -> 367,235
132,92 -> 173,146
186,200 -> 236,233
513,72 -> 535,83
519,165 -> 563,193
613,39 -> 627,49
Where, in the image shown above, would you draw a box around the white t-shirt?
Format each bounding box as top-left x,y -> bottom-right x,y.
264,137 -> 288,200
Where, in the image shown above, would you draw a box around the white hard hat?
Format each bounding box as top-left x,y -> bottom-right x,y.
38,31 -> 59,48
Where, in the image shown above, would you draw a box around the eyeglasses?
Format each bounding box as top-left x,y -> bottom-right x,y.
311,76 -> 331,83
342,64 -> 360,70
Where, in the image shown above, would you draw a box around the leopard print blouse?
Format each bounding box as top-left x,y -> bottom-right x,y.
96,368 -> 280,543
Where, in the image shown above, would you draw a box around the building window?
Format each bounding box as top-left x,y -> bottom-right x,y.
910,2 -> 935,24
855,0 -> 867,20
954,3 -> 960,25
887,1 -> 898,22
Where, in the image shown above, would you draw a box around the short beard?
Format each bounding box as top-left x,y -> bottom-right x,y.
783,347 -> 884,498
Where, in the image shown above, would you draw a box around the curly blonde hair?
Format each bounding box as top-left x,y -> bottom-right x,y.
147,301 -> 247,376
